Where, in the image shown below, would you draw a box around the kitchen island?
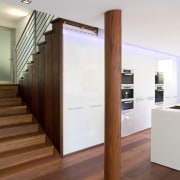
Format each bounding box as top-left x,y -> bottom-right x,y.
151,105 -> 180,170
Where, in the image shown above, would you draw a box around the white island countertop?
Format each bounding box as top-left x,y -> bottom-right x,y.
151,105 -> 180,171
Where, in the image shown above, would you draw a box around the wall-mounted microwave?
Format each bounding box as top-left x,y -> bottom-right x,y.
122,69 -> 134,84
155,72 -> 164,84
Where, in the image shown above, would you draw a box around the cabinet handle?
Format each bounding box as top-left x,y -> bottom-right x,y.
124,101 -> 133,104
90,104 -> 103,108
68,107 -> 83,110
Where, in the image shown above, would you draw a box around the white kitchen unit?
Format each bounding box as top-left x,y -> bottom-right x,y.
63,28 -> 180,155
123,45 -> 157,134
151,106 -> 180,170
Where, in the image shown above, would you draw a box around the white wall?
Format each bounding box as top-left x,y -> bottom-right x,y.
0,18 -> 16,29
177,60 -> 180,103
15,14 -> 31,44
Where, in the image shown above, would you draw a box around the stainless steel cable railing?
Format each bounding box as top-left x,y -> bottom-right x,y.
15,10 -> 54,80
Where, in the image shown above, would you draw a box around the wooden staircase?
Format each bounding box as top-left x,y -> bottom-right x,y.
0,84 -> 61,179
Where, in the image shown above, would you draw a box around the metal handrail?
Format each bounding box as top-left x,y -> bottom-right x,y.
15,10 -> 36,50
15,10 -> 54,80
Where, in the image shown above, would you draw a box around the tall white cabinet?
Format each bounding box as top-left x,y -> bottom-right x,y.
63,30 -> 104,155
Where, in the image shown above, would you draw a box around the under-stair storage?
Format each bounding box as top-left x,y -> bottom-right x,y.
0,84 -> 61,179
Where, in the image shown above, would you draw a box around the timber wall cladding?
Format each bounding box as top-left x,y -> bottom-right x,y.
19,19 -> 63,156
38,42 -> 46,129
44,31 -> 53,141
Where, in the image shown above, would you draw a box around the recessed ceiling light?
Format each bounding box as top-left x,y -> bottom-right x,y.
21,0 -> 32,4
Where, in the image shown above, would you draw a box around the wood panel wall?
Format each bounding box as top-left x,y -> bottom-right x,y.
38,43 -> 46,128
44,31 -> 53,140
31,54 -> 39,119
51,19 -> 63,156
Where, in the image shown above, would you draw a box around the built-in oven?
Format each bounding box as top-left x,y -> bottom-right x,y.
122,69 -> 134,84
122,87 -> 134,99
155,88 -> 164,103
122,100 -> 134,110
155,72 -> 164,84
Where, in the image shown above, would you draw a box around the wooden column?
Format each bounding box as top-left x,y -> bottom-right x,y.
104,10 -> 121,180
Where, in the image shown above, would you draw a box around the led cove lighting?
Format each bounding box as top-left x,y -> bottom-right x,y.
21,0 -> 32,4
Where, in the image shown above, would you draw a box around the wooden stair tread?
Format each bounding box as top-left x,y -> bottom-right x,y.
0,132 -> 45,143
0,113 -> 32,126
0,122 -> 39,138
0,97 -> 22,107
0,121 -> 37,129
0,143 -> 54,170
0,155 -> 61,179
0,132 -> 45,153
0,105 -> 26,109
0,105 -> 27,116
0,91 -> 18,98
0,85 -> 18,91
0,97 -> 21,101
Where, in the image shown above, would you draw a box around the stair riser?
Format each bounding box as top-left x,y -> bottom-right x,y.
0,135 -> 45,153
0,114 -> 32,127
0,107 -> 27,116
0,146 -> 53,170
0,99 -> 22,107
0,124 -> 39,139
0,92 -> 17,98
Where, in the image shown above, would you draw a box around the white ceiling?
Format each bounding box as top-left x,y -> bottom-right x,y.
0,1 -> 32,22
1,0 -> 180,57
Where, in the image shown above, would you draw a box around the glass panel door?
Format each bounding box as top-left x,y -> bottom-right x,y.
0,28 -> 13,83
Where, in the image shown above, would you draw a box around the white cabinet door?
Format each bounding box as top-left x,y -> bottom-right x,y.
84,105 -> 104,146
63,107 -> 86,155
134,98 -> 147,133
121,110 -> 135,137
145,98 -> 155,129
164,95 -> 178,106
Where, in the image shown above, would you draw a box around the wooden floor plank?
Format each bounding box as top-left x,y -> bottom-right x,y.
38,129 -> 180,180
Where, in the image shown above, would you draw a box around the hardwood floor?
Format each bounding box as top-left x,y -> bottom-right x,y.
37,129 -> 180,180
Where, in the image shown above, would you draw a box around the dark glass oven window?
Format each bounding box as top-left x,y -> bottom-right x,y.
122,100 -> 134,110
122,89 -> 134,99
122,73 -> 134,84
155,90 -> 164,102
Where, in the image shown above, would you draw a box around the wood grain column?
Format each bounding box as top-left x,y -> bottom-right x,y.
104,10 -> 121,180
